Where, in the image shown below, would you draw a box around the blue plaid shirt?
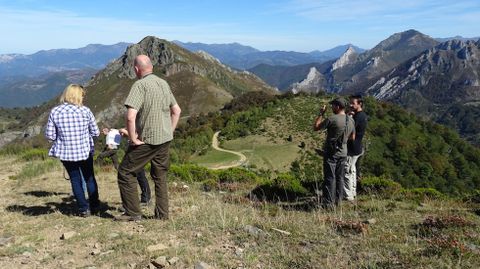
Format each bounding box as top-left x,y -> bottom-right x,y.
45,103 -> 100,161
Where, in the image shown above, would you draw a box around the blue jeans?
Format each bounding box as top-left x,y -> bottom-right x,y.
62,155 -> 99,213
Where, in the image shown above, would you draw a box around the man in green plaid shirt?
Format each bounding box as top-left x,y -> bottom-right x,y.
116,54 -> 181,221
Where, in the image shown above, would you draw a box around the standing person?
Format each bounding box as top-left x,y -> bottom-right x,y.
45,84 -> 100,217
313,97 -> 355,208
344,95 -> 368,201
97,128 -> 121,170
98,127 -> 151,205
116,55 -> 181,221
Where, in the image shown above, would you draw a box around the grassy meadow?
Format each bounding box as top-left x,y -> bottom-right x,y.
0,154 -> 479,268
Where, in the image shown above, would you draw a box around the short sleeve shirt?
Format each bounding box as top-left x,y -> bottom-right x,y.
124,74 -> 177,145
347,111 -> 368,156
106,129 -> 121,149
318,113 -> 355,157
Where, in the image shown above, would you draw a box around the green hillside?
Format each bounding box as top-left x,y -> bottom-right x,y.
185,93 -> 480,196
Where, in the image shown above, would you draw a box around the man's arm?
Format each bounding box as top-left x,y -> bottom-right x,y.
313,105 -> 327,131
125,107 -> 144,145
170,104 -> 181,133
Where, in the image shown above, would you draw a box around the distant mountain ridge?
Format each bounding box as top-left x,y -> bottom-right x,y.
0,69 -> 97,108
435,36 -> 480,42
366,39 -> 480,144
18,36 -> 275,140
174,41 -> 365,69
0,42 -> 132,78
250,29 -> 440,93
0,43 -> 132,108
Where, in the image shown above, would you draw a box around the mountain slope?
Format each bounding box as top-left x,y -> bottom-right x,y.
366,39 -> 480,144
248,62 -> 332,91
18,36 -> 276,139
0,69 -> 97,108
175,41 -> 365,70
0,43 -> 131,78
330,29 -> 439,91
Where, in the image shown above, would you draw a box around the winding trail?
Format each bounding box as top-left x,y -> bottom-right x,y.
210,131 -> 247,170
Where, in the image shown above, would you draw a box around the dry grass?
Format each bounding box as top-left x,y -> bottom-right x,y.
0,157 -> 479,268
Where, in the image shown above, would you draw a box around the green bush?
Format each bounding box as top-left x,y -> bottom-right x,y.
0,143 -> 30,156
251,173 -> 309,202
169,164 -> 216,182
401,188 -> 445,200
214,167 -> 259,184
21,148 -> 49,161
358,176 -> 402,196
463,189 -> 480,203
13,159 -> 61,180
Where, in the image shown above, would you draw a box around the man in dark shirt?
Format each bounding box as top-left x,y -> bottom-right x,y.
314,97 -> 355,208
344,95 -> 368,201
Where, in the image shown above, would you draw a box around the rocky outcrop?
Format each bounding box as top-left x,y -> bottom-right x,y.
367,39 -> 480,102
331,46 -> 357,71
290,67 -> 326,94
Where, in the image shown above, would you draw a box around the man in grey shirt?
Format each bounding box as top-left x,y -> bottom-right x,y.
115,55 -> 181,221
314,97 -> 355,208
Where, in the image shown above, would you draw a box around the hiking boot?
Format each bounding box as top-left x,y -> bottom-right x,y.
79,210 -> 91,218
140,199 -> 151,207
114,213 -> 142,222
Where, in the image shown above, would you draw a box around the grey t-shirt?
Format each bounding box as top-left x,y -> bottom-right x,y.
318,113 -> 355,157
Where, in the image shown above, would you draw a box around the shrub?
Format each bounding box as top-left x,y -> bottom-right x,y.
21,148 -> 49,161
401,188 -> 445,200
13,159 -> 61,180
463,189 -> 480,203
214,167 -> 259,184
358,176 -> 402,196
251,173 -> 309,202
0,143 -> 30,156
169,164 -> 216,183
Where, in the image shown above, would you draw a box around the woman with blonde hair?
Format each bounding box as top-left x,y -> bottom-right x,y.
45,84 -> 100,217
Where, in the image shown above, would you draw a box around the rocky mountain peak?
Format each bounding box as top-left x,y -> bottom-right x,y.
290,67 -> 326,94
92,36 -> 178,83
331,46 -> 358,71
372,29 -> 437,52
436,39 -> 467,51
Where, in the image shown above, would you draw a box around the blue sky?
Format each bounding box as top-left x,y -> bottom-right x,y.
0,0 -> 479,54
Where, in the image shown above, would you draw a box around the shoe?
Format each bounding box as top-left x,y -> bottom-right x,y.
79,210 -> 91,217
114,213 -> 142,222
140,200 -> 151,207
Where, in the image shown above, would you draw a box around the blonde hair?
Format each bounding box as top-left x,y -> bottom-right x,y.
60,84 -> 85,106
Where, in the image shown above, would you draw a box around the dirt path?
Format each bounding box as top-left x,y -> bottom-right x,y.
210,131 -> 247,170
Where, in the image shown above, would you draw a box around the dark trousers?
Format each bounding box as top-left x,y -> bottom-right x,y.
136,169 -> 151,203
118,142 -> 170,219
322,155 -> 346,207
62,155 -> 99,213
97,149 -> 119,170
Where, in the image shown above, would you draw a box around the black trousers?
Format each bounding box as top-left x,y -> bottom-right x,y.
118,142 -> 170,219
322,155 -> 346,207
97,149 -> 119,170
136,169 -> 151,203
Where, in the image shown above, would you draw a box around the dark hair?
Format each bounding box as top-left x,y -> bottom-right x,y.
349,94 -> 364,107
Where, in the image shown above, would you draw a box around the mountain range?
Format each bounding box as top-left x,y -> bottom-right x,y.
0,43 -> 131,108
174,41 -> 365,69
248,30 -> 479,144
0,42 -> 131,78
17,36 -> 275,141
0,41 -> 364,107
